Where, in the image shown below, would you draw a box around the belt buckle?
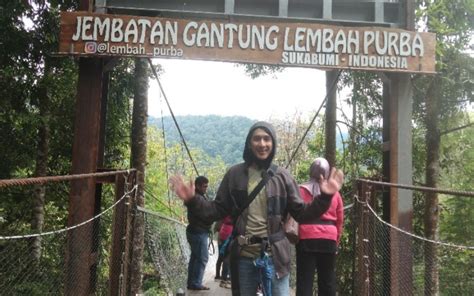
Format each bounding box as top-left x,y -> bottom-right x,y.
237,235 -> 249,246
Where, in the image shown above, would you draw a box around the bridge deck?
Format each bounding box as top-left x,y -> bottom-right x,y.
187,242 -> 231,295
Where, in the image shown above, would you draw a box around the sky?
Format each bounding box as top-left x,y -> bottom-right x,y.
148,58 -> 343,121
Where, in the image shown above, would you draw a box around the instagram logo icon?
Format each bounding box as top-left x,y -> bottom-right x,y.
84,42 -> 97,53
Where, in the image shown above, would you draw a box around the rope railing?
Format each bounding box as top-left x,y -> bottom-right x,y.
0,184 -> 137,240
354,194 -> 474,250
356,178 -> 474,197
137,205 -> 185,226
0,171 -> 136,295
353,180 -> 474,295
0,169 -> 135,188
2,166 -> 471,295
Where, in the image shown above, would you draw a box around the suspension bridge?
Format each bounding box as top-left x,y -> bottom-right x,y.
0,170 -> 472,295
2,0 -> 472,295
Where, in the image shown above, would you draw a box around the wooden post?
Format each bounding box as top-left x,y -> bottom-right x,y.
65,57 -> 104,296
325,70 -> 338,167
356,181 -> 371,296
109,174 -> 126,296
123,173 -> 137,296
381,79 -> 391,294
389,73 -> 414,295
368,185 -> 377,296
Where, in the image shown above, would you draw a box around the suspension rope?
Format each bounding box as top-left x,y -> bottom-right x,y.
336,122 -> 347,172
158,89 -> 173,216
0,169 -> 135,188
137,205 -> 186,226
344,203 -> 354,210
147,59 -> 200,176
143,186 -> 183,219
357,178 -> 474,197
285,70 -> 342,169
354,194 -> 474,250
0,184 -> 138,240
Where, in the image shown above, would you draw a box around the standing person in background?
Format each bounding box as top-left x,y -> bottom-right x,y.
296,158 -> 344,296
214,216 -> 233,281
186,176 -> 212,291
170,121 -> 344,296
217,216 -> 233,289
213,219 -> 224,280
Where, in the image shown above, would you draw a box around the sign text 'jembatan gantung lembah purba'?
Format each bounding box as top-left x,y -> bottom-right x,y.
59,12 -> 436,73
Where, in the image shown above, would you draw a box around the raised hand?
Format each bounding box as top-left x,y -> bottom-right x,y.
319,167 -> 344,195
169,175 -> 195,202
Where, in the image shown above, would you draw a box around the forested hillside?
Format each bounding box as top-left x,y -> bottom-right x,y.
149,115 -> 348,166
149,115 -> 255,165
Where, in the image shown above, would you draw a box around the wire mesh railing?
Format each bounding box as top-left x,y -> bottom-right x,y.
3,171 -> 472,295
140,206 -> 189,295
0,170 -> 136,296
354,180 -> 474,296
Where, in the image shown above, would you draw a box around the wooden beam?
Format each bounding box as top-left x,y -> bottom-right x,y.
65,57 -> 104,296
109,174 -> 127,296
388,73 -> 414,295
325,70 -> 338,167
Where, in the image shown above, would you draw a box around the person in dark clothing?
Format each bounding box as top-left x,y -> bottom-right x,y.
213,219 -> 224,280
170,121 -> 344,296
186,176 -> 212,291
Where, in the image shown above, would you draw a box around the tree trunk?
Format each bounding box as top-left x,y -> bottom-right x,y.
129,58 -> 149,295
424,76 -> 440,296
325,70 -> 338,166
350,78 -> 359,178
31,71 -> 51,262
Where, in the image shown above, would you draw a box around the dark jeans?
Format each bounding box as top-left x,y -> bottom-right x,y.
296,247 -> 336,296
216,242 -> 230,279
186,228 -> 209,288
238,257 -> 289,296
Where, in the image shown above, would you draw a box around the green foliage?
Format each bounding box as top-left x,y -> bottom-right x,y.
438,114 -> 474,245
0,2 -> 136,295
438,248 -> 474,295
416,0 -> 473,67
150,115 -> 255,165
145,126 -> 227,219
334,71 -> 384,185
412,0 -> 473,235
105,58 -> 136,168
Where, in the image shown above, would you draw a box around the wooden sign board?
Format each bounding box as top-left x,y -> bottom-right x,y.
59,12 -> 436,73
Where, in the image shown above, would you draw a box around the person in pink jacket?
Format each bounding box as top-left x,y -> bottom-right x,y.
296,158 -> 344,296
215,215 -> 233,286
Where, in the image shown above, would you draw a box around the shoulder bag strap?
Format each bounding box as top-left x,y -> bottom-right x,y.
233,164 -> 277,222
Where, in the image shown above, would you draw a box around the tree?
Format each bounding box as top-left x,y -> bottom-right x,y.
271,113 -> 319,172
129,58 -> 149,295
0,0 -> 79,265
413,1 -> 474,294
438,113 -> 474,294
